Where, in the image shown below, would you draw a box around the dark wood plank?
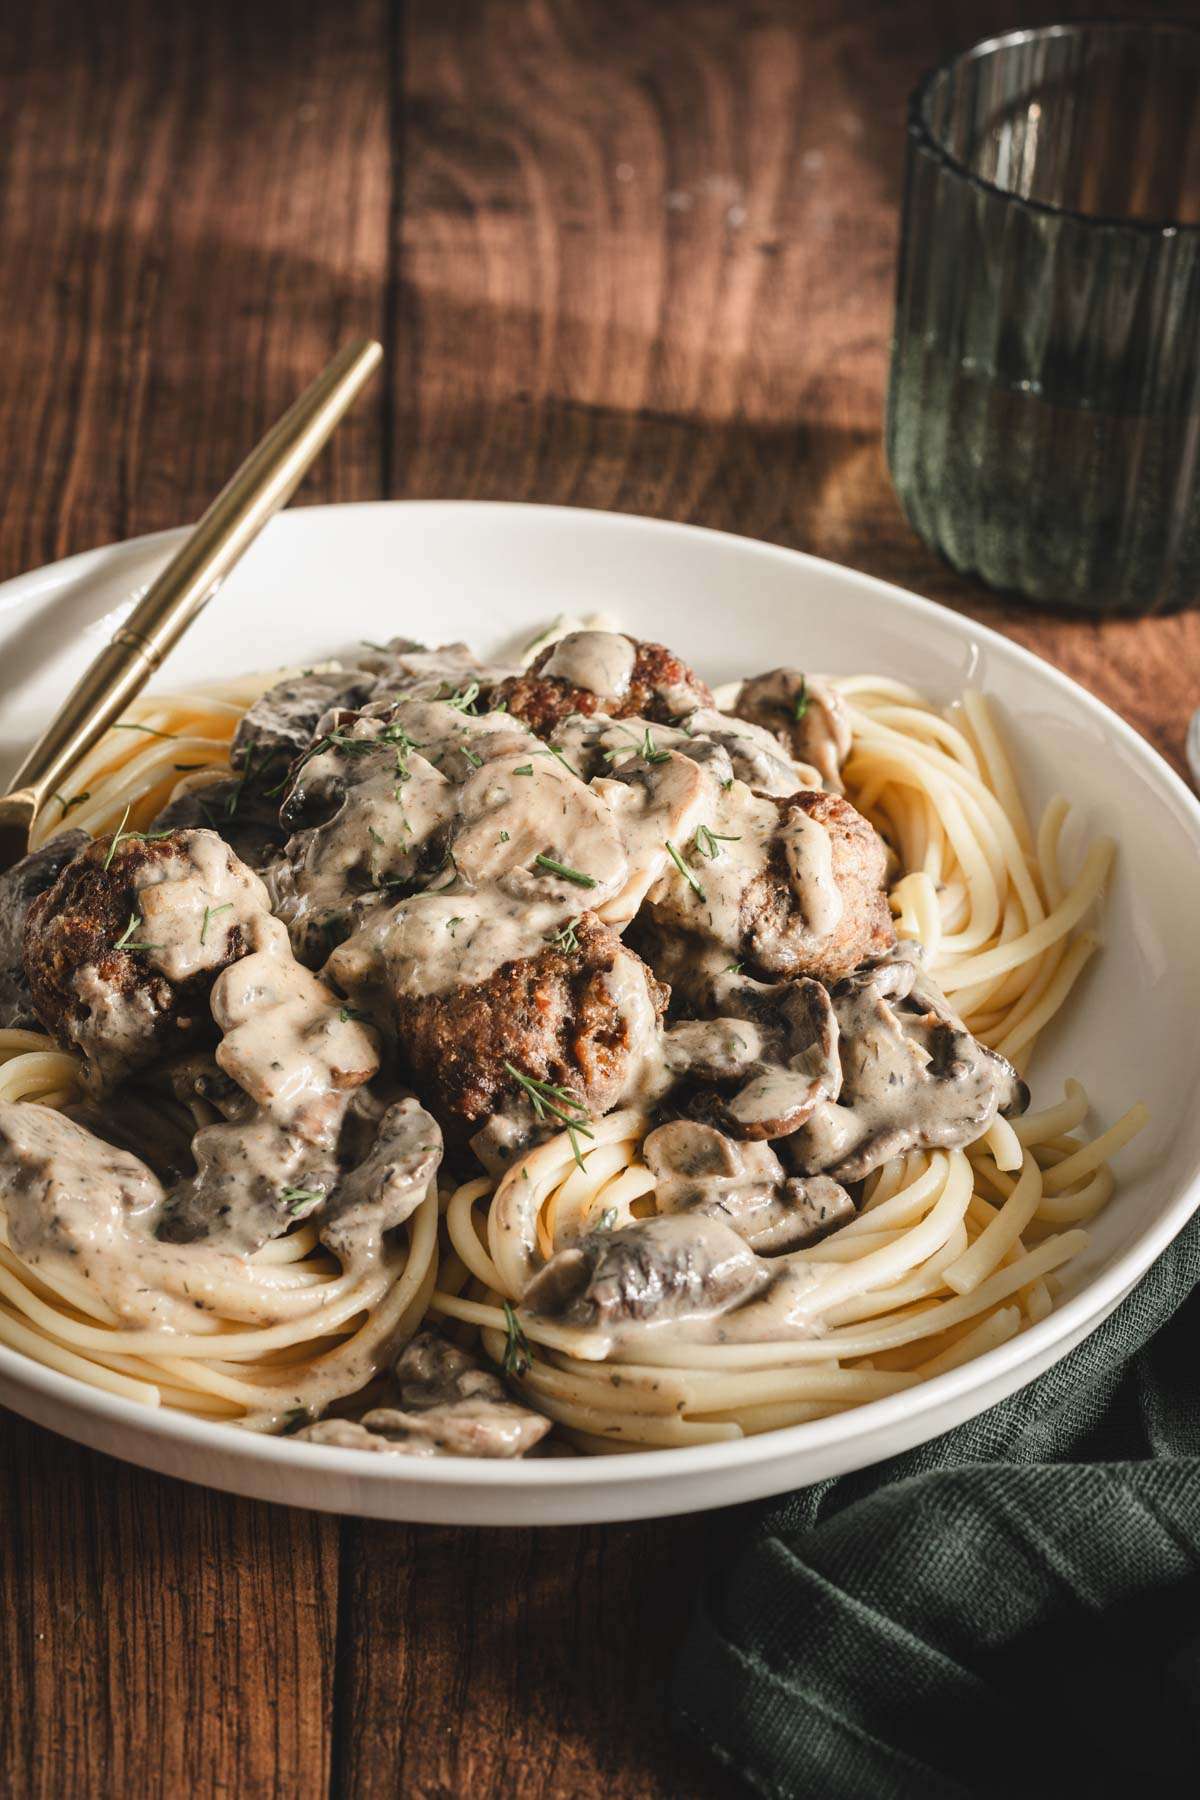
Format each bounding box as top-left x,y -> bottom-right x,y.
0,2 -> 390,1794
391,0 -> 1198,775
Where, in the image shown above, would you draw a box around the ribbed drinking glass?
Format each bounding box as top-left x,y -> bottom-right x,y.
887,22 -> 1200,615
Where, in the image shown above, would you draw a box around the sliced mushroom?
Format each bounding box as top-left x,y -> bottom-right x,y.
663,975 -> 842,1140
733,669 -> 852,791
523,1213 -> 768,1336
643,1118 -> 854,1252
784,944 -> 1029,1182
297,1331 -> 550,1457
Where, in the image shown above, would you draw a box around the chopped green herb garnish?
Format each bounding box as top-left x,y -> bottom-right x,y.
461,747 -> 483,768
200,902 -> 234,946
498,830 -> 510,844
535,742 -> 584,780
725,961 -> 744,975
360,638 -> 391,652
51,790 -> 89,816
638,727 -> 670,764
522,615 -> 566,658
502,1301 -> 532,1378
113,721 -> 179,740
503,1061 -> 594,1172
594,1207 -> 618,1232
280,1184 -> 325,1217
513,764 -> 534,777
102,805 -> 172,869
693,824 -> 740,859
445,915 -> 465,935
534,853 -> 597,889
665,838 -> 705,900
547,918 -> 580,954
442,680 -> 481,714
339,1005 -> 372,1024
113,912 -> 159,952
792,678 -> 810,722
279,1407 -> 312,1435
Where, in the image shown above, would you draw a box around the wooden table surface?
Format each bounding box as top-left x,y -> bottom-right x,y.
1,3 -> 1194,1795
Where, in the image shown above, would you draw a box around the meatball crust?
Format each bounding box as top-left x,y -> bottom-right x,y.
747,789 -> 894,981
393,912 -> 667,1146
642,789 -> 894,985
23,828 -> 258,1090
490,635 -> 713,736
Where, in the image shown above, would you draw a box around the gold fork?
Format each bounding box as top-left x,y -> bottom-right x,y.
0,337 -> 383,870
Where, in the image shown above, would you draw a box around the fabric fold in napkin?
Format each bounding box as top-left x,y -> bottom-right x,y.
672,1216 -> 1200,1798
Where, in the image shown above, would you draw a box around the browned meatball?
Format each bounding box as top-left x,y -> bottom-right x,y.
23,827 -> 267,1092
642,789 -> 894,985
490,632 -> 713,736
393,912 -> 668,1151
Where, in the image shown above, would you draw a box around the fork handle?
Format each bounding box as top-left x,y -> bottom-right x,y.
2,337 -> 382,824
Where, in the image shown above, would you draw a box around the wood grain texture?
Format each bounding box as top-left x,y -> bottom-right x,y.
0,2 -> 1195,1797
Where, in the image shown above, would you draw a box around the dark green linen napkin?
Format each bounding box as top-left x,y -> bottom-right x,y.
672,1214 -> 1200,1798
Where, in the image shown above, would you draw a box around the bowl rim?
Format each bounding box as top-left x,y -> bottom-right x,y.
2,497 -> 1199,1493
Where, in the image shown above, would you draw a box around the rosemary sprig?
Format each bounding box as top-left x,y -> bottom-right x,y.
102,805 -> 171,870
547,918 -> 580,953
113,721 -> 179,740
535,742 -> 584,780
113,912 -> 159,952
534,853 -> 597,889
200,902 -> 234,946
693,823 -> 740,859
280,1184 -> 325,1217
502,1301 -> 532,1378
664,838 -> 705,900
792,678 -> 810,722
503,1060 -> 594,1171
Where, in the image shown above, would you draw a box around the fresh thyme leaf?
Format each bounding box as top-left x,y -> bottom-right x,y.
200,902 -> 234,946
693,823 -> 740,859
792,677 -> 810,722
502,1301 -> 532,1377
547,918 -> 580,953
665,838 -> 706,900
113,912 -> 159,952
280,1184 -> 325,1217
533,853 -> 597,889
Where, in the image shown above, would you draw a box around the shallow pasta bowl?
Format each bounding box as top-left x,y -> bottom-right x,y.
1,501 -> 1198,1525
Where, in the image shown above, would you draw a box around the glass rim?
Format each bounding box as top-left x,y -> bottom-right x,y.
910,18 -> 1200,237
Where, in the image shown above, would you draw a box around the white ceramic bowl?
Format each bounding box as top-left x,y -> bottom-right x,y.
2,502 -> 1198,1525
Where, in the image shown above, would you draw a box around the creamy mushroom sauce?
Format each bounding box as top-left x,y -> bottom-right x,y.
0,629 -> 1030,1448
